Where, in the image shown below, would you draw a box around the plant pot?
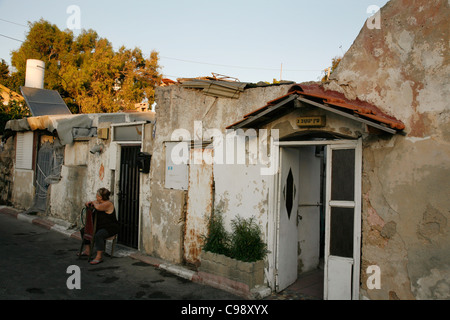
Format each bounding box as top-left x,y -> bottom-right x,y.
199,250 -> 264,289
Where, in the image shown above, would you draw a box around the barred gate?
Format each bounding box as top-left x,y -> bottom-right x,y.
29,138 -> 63,214
117,146 -> 140,248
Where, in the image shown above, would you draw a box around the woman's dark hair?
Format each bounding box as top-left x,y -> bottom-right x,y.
97,188 -> 111,201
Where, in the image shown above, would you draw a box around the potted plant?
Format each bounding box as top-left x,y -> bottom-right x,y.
199,212 -> 268,290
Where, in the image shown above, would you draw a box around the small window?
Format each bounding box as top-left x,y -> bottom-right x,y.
16,132 -> 34,170
113,124 -> 143,142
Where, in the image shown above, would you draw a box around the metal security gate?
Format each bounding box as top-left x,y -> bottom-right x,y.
29,137 -> 64,214
118,146 -> 140,248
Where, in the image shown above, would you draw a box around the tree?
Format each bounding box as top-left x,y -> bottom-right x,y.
0,95 -> 30,135
1,60 -> 30,134
0,60 -> 9,82
7,19 -> 161,114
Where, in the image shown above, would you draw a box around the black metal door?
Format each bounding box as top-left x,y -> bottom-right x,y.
118,146 -> 140,248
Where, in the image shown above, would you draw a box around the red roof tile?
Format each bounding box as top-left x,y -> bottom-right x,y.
227,83 -> 405,131
289,83 -> 405,130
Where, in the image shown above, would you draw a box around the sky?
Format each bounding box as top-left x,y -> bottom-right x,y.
0,0 -> 390,84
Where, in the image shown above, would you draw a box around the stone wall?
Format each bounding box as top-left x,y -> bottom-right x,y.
0,136 -> 14,205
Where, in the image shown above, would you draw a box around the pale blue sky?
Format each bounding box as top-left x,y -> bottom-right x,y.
0,0 -> 389,83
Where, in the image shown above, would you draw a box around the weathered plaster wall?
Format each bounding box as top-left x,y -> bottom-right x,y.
324,0 -> 450,299
151,84 -> 291,263
49,164 -> 88,225
11,169 -> 35,209
47,118 -> 152,226
139,123 -> 154,251
46,121 -> 114,224
47,140 -> 87,224
184,149 -> 214,265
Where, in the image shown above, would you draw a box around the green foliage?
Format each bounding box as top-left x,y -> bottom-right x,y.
202,211 -> 230,256
202,213 -> 268,262
4,19 -> 162,114
229,216 -> 268,262
0,98 -> 30,135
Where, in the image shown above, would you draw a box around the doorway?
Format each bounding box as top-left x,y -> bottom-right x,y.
274,140 -> 361,300
117,145 -> 140,249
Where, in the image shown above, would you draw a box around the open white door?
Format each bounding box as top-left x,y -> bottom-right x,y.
324,140 -> 362,300
276,147 -> 300,292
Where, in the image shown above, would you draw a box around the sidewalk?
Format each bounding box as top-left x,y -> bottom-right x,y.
0,205 -> 271,300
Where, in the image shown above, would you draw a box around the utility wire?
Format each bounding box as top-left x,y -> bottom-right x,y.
0,17 -> 326,73
0,18 -> 28,28
0,27 -> 322,73
159,56 -> 322,72
0,33 -> 24,42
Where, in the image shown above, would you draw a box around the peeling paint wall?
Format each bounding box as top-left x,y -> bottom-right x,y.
5,112 -> 155,238
184,148 -> 214,265
323,0 -> 450,299
49,132 -> 115,224
214,163 -> 270,233
151,84 -> 291,263
12,169 -> 35,209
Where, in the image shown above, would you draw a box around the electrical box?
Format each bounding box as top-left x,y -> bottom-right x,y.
137,152 -> 151,173
98,127 -> 109,140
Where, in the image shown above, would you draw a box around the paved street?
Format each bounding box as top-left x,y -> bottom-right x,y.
0,211 -> 241,301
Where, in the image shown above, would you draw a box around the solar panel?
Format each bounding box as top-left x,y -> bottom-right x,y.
20,86 -> 72,117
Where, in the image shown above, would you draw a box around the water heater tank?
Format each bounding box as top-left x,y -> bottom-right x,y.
25,59 -> 45,89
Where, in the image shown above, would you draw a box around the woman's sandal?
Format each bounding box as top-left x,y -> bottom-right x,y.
90,259 -> 103,265
77,251 -> 89,257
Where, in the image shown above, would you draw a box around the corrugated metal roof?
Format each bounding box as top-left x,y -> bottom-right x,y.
180,79 -> 247,99
227,83 -> 405,133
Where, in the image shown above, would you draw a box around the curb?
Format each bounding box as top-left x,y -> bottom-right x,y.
0,206 -> 271,300
0,206 -> 82,239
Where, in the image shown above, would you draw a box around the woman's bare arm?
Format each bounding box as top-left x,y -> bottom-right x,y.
92,201 -> 114,214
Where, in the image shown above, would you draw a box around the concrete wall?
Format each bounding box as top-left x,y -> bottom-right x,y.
323,0 -> 450,299
11,169 -> 35,209
49,140 -> 89,225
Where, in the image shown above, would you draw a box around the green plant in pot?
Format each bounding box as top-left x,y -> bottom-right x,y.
202,211 -> 268,262
202,211 -> 230,257
229,216 -> 268,262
